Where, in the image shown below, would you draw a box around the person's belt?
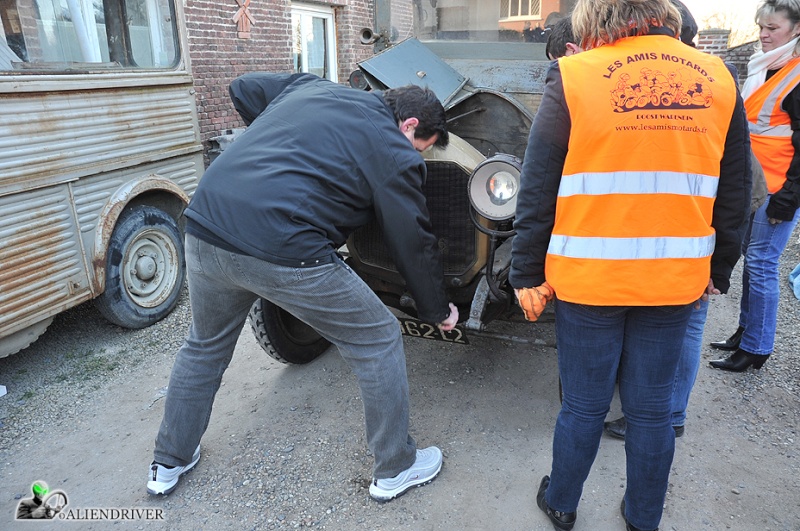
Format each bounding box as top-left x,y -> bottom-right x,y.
186,221 -> 339,268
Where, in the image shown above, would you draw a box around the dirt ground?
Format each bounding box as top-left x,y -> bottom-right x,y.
1,255 -> 799,530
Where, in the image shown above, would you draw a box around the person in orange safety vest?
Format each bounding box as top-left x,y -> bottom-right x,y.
710,0 -> 800,372
510,1 -> 752,530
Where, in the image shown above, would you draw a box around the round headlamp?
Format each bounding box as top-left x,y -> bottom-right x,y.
468,154 -> 522,221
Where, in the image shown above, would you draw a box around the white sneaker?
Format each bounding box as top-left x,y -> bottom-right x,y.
147,445 -> 201,495
369,446 -> 443,502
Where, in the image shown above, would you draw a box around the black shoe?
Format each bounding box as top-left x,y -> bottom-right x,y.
710,326 -> 744,351
709,348 -> 769,372
604,416 -> 626,439
605,417 -> 684,439
537,475 -> 576,531
620,499 -> 658,531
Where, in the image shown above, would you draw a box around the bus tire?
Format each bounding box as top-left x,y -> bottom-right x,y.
95,205 -> 185,329
0,318 -> 54,358
248,298 -> 331,364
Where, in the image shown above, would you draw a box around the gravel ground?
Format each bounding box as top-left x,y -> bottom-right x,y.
707,229 -> 800,445
0,226 -> 798,530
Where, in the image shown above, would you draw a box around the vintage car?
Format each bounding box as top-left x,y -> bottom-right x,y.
248,0 -> 564,363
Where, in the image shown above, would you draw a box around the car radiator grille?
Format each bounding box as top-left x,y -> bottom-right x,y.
350,162 -> 476,275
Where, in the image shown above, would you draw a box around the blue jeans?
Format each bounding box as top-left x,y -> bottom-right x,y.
739,199 -> 800,355
153,235 -> 416,478
546,299 -> 693,531
671,299 -> 709,427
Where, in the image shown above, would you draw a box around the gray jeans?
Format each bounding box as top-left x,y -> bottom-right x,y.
153,234 -> 416,478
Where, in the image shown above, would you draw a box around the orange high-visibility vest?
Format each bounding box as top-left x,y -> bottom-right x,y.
746,58 -> 800,193
548,35 -> 738,306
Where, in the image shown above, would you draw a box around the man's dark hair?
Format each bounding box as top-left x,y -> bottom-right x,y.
545,17 -> 576,60
383,85 -> 449,147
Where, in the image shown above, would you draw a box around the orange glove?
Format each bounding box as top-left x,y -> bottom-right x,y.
515,282 -> 554,322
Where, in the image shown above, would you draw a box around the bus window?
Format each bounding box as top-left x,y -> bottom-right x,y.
0,0 -> 179,71
0,0 -> 201,358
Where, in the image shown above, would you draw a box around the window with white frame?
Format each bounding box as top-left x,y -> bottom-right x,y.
1,0 -> 179,72
291,3 -> 338,82
500,0 -> 542,18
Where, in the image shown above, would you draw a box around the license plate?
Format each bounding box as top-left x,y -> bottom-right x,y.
397,317 -> 469,344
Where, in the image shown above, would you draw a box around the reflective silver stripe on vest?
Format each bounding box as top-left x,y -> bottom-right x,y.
547,234 -> 716,260
558,171 -> 718,198
752,62 -> 800,134
749,121 -> 793,137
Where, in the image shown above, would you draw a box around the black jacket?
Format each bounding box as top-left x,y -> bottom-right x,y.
186,73 -> 450,323
765,71 -> 800,220
510,36 -> 752,296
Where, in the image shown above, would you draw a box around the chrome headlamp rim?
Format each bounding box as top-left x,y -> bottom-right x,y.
467,153 -> 523,221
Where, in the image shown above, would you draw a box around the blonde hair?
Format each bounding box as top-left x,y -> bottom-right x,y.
756,0 -> 800,55
571,0 -> 682,50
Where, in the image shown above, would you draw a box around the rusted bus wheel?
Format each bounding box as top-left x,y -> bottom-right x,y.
95,206 -> 185,328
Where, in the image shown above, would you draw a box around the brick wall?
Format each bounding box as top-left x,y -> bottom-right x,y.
697,28 -> 757,83
697,29 -> 730,57
185,2 -> 760,162
724,41 -> 758,80
184,0 -> 374,160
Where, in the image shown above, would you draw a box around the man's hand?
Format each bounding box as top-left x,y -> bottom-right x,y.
30,506 -> 48,519
695,278 -> 721,309
515,282 -> 554,322
438,303 -> 459,331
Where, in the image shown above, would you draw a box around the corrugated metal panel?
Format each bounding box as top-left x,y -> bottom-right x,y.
0,185 -> 91,336
69,156 -> 201,237
0,85 -> 201,195
72,175 -> 127,234
70,155 -> 202,240
0,151 -> 203,339
152,158 -> 201,196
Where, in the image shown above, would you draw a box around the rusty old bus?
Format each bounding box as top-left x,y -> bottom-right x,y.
0,0 -> 204,357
